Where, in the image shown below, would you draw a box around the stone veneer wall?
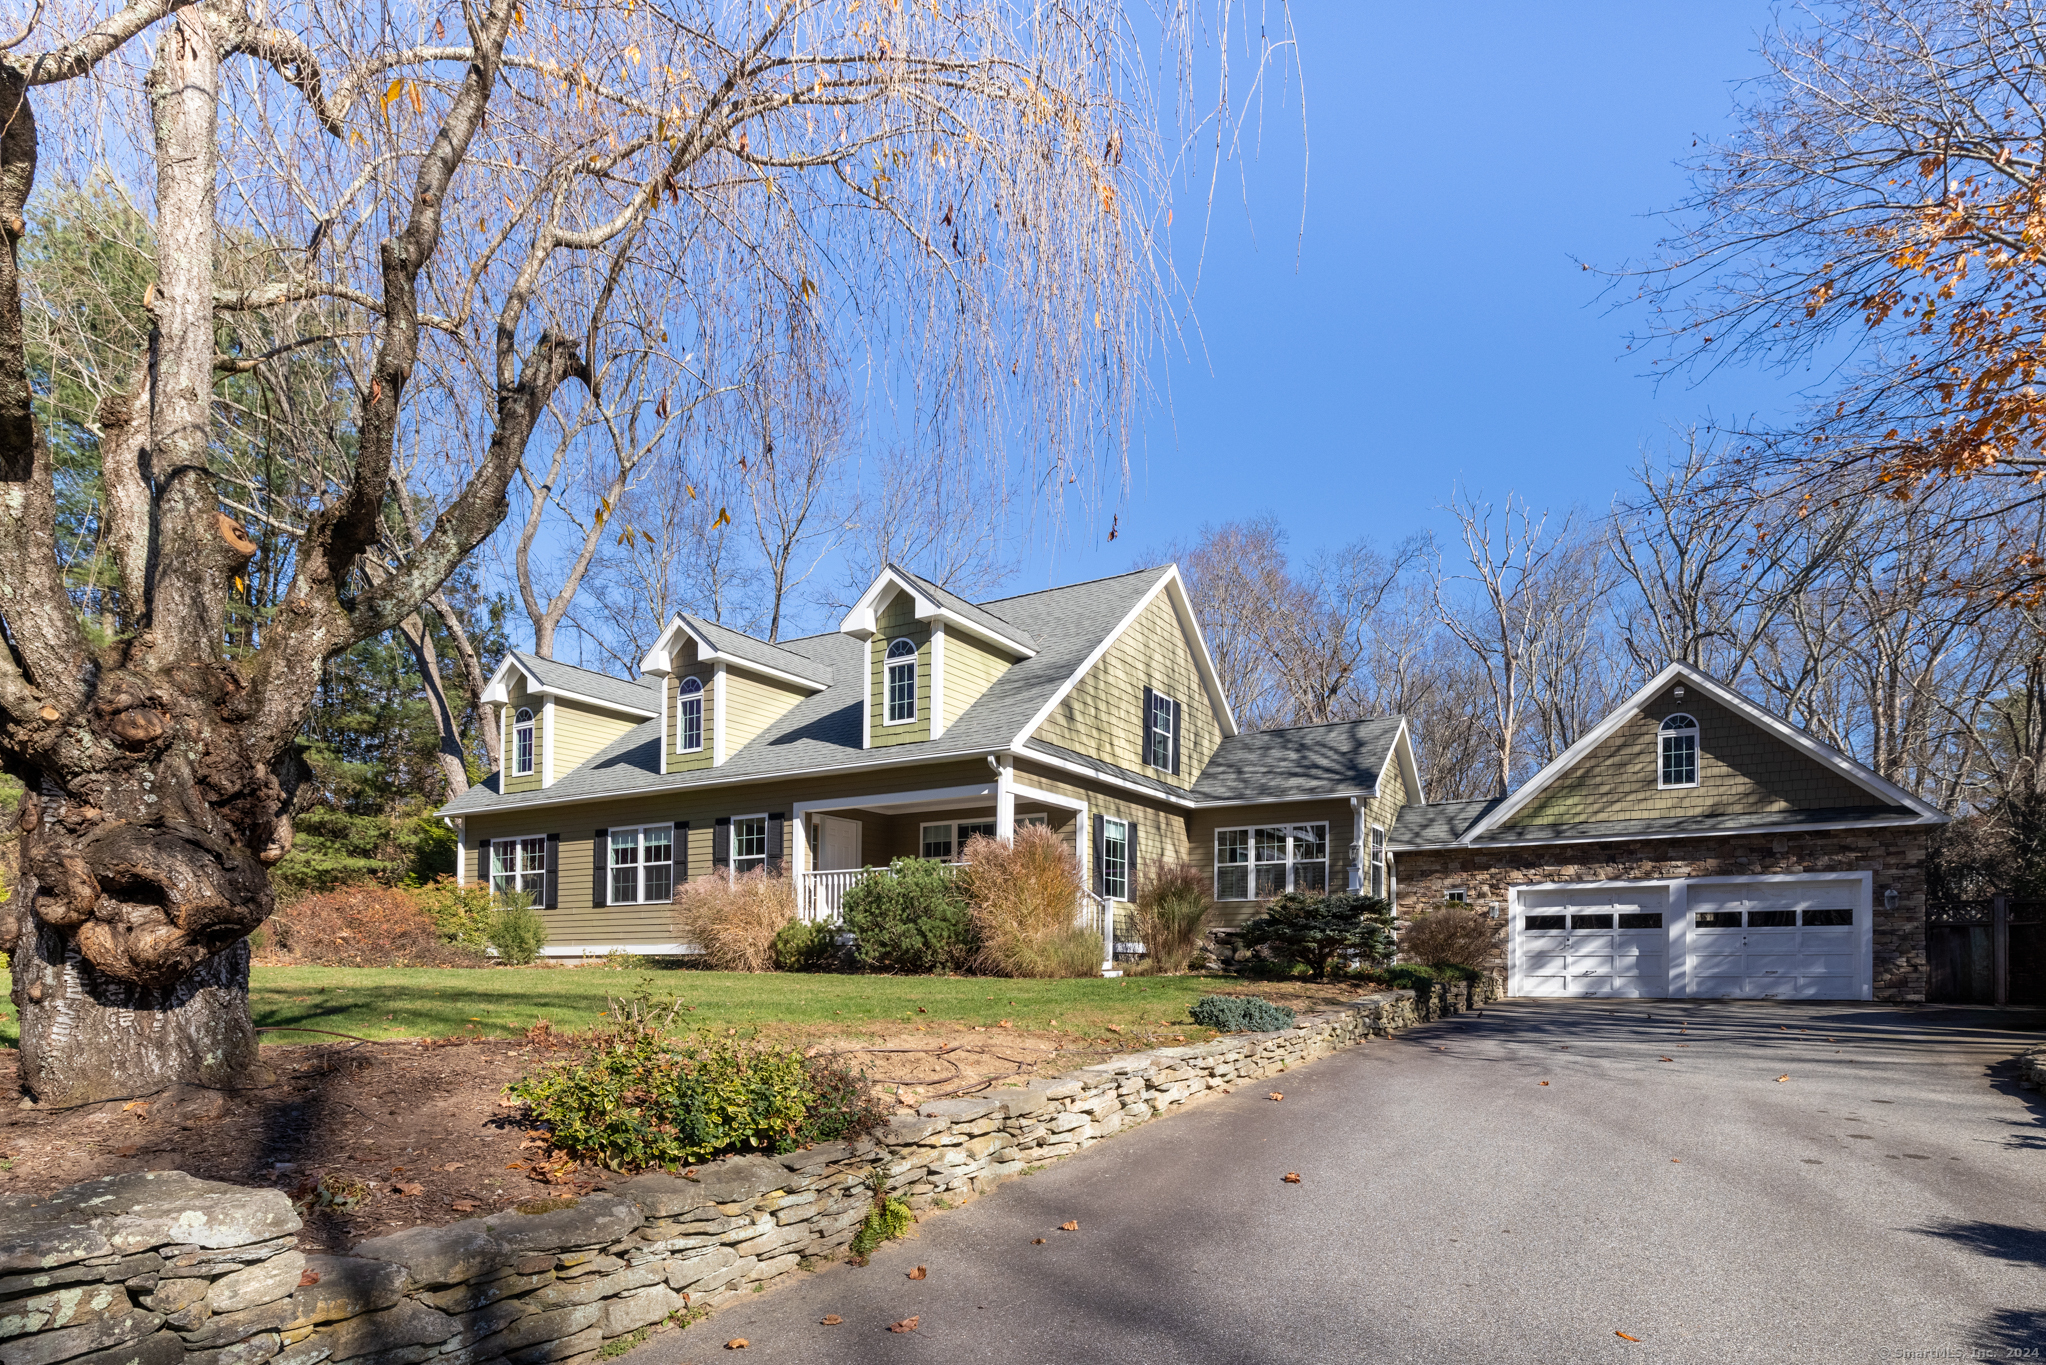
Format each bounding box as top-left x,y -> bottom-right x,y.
1393,826 -> 1931,1001
1,984 -> 1496,1365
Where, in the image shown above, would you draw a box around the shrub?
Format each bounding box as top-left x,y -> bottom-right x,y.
840,859 -> 976,974
848,1170 -> 913,1263
1237,891 -> 1394,981
510,998 -> 813,1169
1397,903 -> 1499,970
409,877 -> 496,950
962,825 -> 1099,978
671,869 -> 796,971
269,885 -> 487,967
797,1052 -> 891,1146
1188,994 -> 1297,1033
488,893 -> 550,965
1132,863 -> 1214,975
772,918 -> 842,972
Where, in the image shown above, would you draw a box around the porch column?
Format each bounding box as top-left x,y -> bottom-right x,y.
995,754 -> 1015,841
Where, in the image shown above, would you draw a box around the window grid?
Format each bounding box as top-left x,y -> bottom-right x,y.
1102,818 -> 1129,901
490,836 -> 547,904
677,678 -> 703,752
513,708 -> 535,775
1147,693 -> 1175,769
885,638 -> 918,724
610,825 -> 673,905
921,821 -> 997,861
732,817 -> 767,877
1369,826 -> 1387,899
1214,823 -> 1329,901
1660,713 -> 1700,788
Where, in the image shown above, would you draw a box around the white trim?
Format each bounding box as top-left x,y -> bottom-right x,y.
538,685 -> 659,720
1009,780 -> 1089,813
1392,812 -> 1942,854
481,656 -> 661,720
539,943 -> 694,958
511,706 -> 537,777
454,818 -> 466,887
793,782 -> 1000,819
1657,712 -> 1701,790
860,638 -> 872,750
1008,566 -> 1239,754
541,698 -> 556,786
674,675 -> 706,754
1462,662 -> 1947,843
996,753 -> 1015,840
838,566 -> 1038,658
712,662 -> 727,765
639,615 -> 829,693
1388,719 -> 1426,807
1210,820 -> 1331,903
728,811 -> 770,881
930,621 -> 947,740
882,637 -> 920,726
658,674 -> 669,776
603,822 -> 676,905
1013,744 -> 1198,807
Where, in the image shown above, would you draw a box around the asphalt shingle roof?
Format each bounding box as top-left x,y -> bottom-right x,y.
681,614 -> 833,687
1392,799 -> 1925,849
1188,717 -> 1406,804
510,652 -> 661,715
1389,798 -> 1503,848
441,567 -> 1164,816
891,564 -> 1038,653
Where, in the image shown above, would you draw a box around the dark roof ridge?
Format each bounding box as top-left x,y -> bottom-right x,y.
510,649 -> 657,690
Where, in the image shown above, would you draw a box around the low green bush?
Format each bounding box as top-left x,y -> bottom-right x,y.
1366,963 -> 1478,991
1188,994 -> 1297,1033
508,996 -> 885,1169
771,919 -> 841,972
488,893 -> 549,965
841,859 -> 977,974
411,877 -> 496,950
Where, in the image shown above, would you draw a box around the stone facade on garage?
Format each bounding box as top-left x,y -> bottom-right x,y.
1393,823 -> 1932,1002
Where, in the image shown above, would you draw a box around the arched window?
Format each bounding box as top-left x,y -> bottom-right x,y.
1659,712 -> 1698,788
677,676 -> 704,753
885,638 -> 918,724
513,707 -> 535,775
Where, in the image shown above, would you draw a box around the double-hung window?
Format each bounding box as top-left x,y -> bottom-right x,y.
1214,823 -> 1328,901
921,821 -> 997,860
1147,692 -> 1176,769
512,708 -> 535,775
1659,713 -> 1699,788
676,677 -> 704,752
490,836 -> 547,904
610,825 -> 673,904
1101,817 -> 1130,901
1369,826 -> 1387,899
731,817 -> 767,877
885,638 -> 918,723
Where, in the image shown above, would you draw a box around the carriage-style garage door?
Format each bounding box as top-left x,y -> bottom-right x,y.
1508,876 -> 1870,1000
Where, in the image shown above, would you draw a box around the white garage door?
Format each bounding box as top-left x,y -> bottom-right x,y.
1686,882 -> 1861,1000
1514,886 -> 1670,998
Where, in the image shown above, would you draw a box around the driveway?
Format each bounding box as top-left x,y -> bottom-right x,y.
642,1000 -> 2046,1364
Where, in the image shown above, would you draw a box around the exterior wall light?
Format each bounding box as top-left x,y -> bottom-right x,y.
1884,887 -> 1899,912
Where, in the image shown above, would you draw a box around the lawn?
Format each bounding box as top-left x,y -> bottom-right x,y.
0,965 -> 1251,1049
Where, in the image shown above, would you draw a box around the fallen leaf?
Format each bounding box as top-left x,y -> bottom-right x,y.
450,1201 -> 479,1212
1058,1220 -> 1079,1232
999,1020 -> 1014,1029
1539,1081 -> 1549,1086
907,1266 -> 926,1280
1268,1092 -> 1284,1102
1776,1075 -> 1790,1083
1031,1238 -> 1046,1245
123,1101 -> 150,1114
917,1006 -> 927,1013
820,1315 -> 841,1326
1671,1159 -> 1680,1164
1659,1056 -> 1675,1062
1104,1024 -> 1121,1034
299,1270 -> 321,1287
725,1339 -> 749,1350
392,1182 -> 425,1197
440,1162 -> 464,1171
1617,1331 -> 1641,1342
1282,1173 -> 1302,1184
888,1317 -> 918,1334
505,1162 -> 525,1170
116,1145 -> 139,1157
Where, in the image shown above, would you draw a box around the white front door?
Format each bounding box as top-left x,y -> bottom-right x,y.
815,815 -> 862,872
1514,886 -> 1670,998
1686,882 -> 1863,999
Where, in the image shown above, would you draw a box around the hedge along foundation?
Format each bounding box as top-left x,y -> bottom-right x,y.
0,981 -> 1496,1365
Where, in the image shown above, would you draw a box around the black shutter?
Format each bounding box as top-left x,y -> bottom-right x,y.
1169,698 -> 1183,776
1141,686 -> 1157,768
674,821 -> 689,887
1091,813 -> 1105,896
712,817 -> 731,872
544,833 -> 559,910
1127,820 -> 1140,899
766,813 -> 785,874
471,827 -> 486,892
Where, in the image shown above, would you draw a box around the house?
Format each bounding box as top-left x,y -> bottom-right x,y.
1390,661 -> 1946,1002
440,568 -> 1944,1002
440,565 -> 1419,962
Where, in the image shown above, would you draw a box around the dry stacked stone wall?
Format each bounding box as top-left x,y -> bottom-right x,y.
1,984 -> 1493,1365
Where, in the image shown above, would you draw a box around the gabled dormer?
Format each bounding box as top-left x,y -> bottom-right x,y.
640,615 -> 831,771
481,652 -> 660,790
838,565 -> 1037,749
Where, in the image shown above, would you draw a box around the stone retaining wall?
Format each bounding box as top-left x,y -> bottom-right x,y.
2,983 -> 1492,1365
2019,1044 -> 2045,1091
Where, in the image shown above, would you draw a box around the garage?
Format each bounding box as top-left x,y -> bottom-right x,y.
1508,875 -> 1873,1001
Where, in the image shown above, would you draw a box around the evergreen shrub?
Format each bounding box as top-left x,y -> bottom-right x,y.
841,858 -> 977,973
1188,994 -> 1297,1033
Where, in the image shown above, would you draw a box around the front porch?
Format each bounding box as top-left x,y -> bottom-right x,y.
788,773 -> 1120,972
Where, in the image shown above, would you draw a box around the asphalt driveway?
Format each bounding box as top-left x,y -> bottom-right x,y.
643,1000 -> 2046,1364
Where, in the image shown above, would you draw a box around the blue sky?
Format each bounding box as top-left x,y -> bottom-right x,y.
1026,0 -> 1803,586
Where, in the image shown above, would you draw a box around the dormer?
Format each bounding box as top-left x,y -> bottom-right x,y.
640,614 -> 830,771
838,565 -> 1036,748
481,653 -> 659,790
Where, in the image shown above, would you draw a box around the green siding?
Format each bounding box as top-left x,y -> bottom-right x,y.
1507,690 -> 1871,827
941,628 -> 1014,728
666,660 -> 715,773
1187,798 -> 1358,927
1031,591 -> 1220,789
501,676 -> 541,794
726,670 -> 808,753
551,700 -> 637,778
870,590 -> 933,748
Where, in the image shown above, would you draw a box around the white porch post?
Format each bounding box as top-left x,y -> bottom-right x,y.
995,754 -> 1015,841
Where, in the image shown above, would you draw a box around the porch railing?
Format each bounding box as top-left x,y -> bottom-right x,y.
796,863 -> 966,922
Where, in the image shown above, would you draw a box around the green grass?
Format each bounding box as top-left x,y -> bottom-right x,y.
0,965 -> 1234,1048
